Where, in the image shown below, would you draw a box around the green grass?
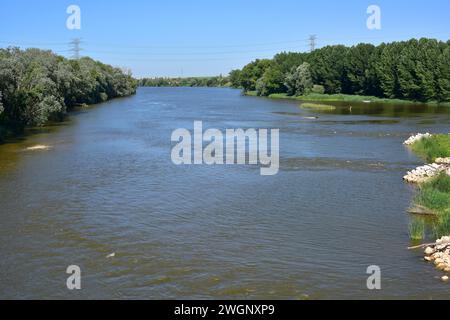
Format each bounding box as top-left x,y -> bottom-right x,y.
300,103 -> 336,111
409,217 -> 426,240
263,93 -> 450,106
412,174 -> 450,239
410,134 -> 450,162
434,210 -> 450,238
414,174 -> 450,213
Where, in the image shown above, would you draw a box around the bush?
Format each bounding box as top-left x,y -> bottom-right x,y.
311,85 -> 325,94
0,48 -> 137,129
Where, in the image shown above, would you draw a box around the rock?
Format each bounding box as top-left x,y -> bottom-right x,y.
403,163 -> 447,183
409,205 -> 436,215
434,258 -> 444,265
437,263 -> 447,270
425,247 -> 435,255
442,276 -> 449,282
403,133 -> 432,145
106,252 -> 115,258
25,145 -> 51,151
424,256 -> 433,262
436,158 -> 450,165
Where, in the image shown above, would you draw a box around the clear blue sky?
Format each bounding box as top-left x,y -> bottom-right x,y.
1,0 -> 449,77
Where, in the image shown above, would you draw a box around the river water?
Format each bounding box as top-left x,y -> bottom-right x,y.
1,87 -> 450,299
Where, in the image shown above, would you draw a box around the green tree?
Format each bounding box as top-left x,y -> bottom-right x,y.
239,59 -> 273,92
256,66 -> 285,96
284,62 -> 313,96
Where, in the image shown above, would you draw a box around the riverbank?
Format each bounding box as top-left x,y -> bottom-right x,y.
245,91 -> 450,107
405,134 -> 450,241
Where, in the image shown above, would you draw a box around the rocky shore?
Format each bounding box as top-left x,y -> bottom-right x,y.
403,133 -> 450,183
424,237 -> 450,281
403,133 -> 432,146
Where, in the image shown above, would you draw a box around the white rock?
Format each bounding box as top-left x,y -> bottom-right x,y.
106,252 -> 115,258
442,276 -> 449,282
425,247 -> 435,255
403,133 -> 432,145
25,145 -> 51,151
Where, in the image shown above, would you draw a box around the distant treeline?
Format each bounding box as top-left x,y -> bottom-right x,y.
229,38 -> 450,103
139,76 -> 230,88
0,47 -> 137,140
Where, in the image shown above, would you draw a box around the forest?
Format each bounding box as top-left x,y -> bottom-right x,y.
139,76 -> 230,88
229,38 -> 450,104
0,47 -> 137,141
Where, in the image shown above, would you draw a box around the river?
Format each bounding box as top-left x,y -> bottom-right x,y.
1,87 -> 450,299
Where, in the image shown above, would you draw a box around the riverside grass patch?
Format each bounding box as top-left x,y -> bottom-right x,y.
414,174 -> 450,213
409,217 -> 426,240
411,134 -> 450,162
300,103 -> 336,111
412,174 -> 450,239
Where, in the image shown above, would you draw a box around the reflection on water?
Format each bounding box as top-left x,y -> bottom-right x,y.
0,87 -> 450,299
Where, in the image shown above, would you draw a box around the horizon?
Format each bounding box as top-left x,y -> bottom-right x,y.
1,0 -> 450,78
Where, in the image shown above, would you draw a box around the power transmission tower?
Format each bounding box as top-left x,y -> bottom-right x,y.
309,35 -> 317,52
69,38 -> 82,60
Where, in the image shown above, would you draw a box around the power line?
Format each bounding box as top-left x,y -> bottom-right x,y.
309,35 -> 317,52
69,38 -> 82,60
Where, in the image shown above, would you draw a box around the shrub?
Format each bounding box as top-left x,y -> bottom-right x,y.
311,85 -> 325,94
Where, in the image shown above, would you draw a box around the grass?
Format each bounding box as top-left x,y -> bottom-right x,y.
414,174 -> 450,212
244,91 -> 258,96
300,103 -> 336,111
242,92 -> 450,106
411,173 -> 450,239
410,134 -> 450,162
409,218 -> 426,240
434,211 -> 450,239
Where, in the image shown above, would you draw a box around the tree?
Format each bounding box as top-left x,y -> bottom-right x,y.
284,62 -> 313,96
239,59 -> 273,92
229,69 -> 242,88
256,66 -> 286,96
0,91 -> 3,116
233,39 -> 450,103
0,47 -> 137,130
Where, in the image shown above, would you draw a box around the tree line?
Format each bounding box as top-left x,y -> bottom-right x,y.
139,76 -> 230,88
229,38 -> 450,103
0,47 -> 137,140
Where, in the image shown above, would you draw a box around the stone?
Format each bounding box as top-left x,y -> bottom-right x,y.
403,133 -> 432,145
25,145 -> 51,151
425,247 -> 435,255
442,276 -> 449,282
435,158 -> 450,165
437,263 -> 447,270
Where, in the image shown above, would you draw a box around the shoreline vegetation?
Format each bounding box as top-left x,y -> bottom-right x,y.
0,47 -> 137,143
138,76 -> 230,88
245,91 -> 450,107
405,135 -> 450,280
232,38 -> 450,107
404,134 -> 450,241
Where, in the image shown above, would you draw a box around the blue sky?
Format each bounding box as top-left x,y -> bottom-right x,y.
1,0 -> 449,77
